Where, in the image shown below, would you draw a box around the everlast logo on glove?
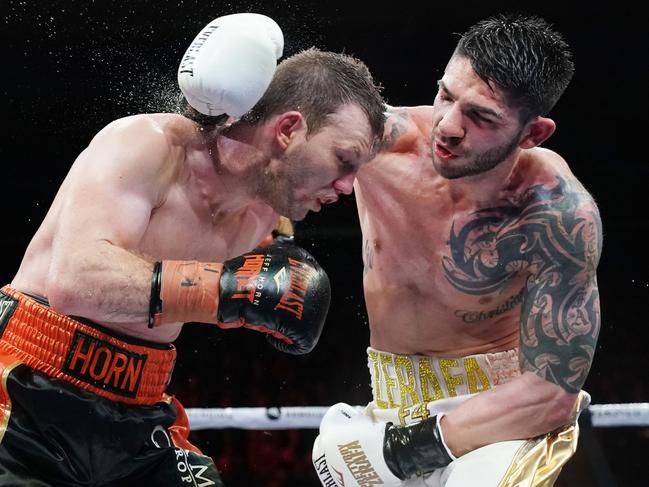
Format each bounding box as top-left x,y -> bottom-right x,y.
274,257 -> 311,319
63,331 -> 147,398
178,25 -> 220,77
218,243 -> 331,355
313,453 -> 341,487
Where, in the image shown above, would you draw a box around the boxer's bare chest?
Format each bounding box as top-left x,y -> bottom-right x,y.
139,185 -> 276,262
359,182 -> 527,320
355,155 -> 533,352
356,144 -> 593,356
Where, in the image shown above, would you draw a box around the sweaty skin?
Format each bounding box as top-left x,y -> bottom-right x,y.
12,108 -> 372,343
355,105 -> 601,455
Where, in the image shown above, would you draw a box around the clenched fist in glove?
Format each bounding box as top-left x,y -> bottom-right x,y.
312,403 -> 455,486
150,242 -> 331,355
178,13 -> 283,117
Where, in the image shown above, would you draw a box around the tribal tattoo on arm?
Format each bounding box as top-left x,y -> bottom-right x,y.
442,177 -> 602,393
379,108 -> 410,151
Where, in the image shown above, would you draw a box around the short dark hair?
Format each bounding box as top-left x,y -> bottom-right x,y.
455,14 -> 574,119
241,48 -> 385,145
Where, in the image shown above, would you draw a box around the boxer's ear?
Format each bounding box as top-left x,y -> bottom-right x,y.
519,116 -> 555,149
275,112 -> 306,149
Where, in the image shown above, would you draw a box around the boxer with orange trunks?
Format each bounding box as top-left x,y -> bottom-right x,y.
0,12 -> 385,486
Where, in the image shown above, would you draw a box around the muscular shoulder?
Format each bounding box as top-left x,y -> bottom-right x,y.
454,148 -> 603,280
96,114 -> 193,154
378,105 -> 433,155
64,114 -> 203,205
507,153 -> 602,264
516,148 -> 598,211
83,114 -> 198,176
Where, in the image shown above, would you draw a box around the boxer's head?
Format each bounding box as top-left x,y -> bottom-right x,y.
431,14 -> 574,179
454,14 -> 574,121
244,48 -> 385,220
243,48 -> 384,142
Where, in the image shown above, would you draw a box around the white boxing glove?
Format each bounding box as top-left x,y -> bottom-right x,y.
313,402 -> 456,486
312,435 -> 343,487
313,403 -> 402,487
178,13 -> 284,117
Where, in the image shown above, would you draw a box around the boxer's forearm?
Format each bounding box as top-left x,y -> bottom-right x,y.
47,239 -> 153,324
440,371 -> 579,456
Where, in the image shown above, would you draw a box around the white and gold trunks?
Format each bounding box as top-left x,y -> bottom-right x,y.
364,347 -> 589,486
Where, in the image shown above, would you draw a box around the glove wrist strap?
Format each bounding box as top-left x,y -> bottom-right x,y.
154,260 -> 223,326
383,414 -> 454,480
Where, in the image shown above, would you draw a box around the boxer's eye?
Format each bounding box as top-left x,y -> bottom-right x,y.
475,113 -> 492,122
471,112 -> 495,125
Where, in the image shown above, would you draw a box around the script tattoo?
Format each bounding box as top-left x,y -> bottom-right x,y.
442,177 -> 602,393
455,288 -> 525,323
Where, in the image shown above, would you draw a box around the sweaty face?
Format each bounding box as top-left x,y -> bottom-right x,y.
431,55 -> 525,179
267,104 -> 374,220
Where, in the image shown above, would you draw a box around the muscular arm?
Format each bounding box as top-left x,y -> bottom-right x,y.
440,177 -> 602,455
45,116 -> 177,324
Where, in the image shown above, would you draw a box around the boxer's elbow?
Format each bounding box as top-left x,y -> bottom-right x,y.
46,254 -> 93,315
544,389 -> 580,429
522,372 -> 579,431
46,273 -> 81,315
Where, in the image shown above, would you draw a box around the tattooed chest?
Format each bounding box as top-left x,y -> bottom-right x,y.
441,212 -> 533,296
433,227 -> 529,325
363,219 -> 526,315
441,181 -> 593,299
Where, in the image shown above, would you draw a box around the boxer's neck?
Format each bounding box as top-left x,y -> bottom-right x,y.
445,151 -> 523,209
188,127 -> 272,213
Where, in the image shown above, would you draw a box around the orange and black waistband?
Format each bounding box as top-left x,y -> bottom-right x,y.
0,286 -> 176,406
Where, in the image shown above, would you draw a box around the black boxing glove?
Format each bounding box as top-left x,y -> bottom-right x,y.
217,242 -> 330,354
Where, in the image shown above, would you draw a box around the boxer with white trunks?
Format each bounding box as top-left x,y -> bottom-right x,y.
0,12 -> 385,486
313,14 -> 601,487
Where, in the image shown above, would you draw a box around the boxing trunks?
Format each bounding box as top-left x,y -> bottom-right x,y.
0,286 -> 223,487
365,347 -> 588,487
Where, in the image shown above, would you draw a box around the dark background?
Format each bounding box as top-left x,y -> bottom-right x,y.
3,1 -> 646,486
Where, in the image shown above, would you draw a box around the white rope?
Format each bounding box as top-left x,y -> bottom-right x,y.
588,403 -> 649,427
187,406 -> 333,430
186,403 -> 649,430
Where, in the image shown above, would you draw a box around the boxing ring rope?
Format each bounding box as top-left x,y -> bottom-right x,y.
186,403 -> 649,430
